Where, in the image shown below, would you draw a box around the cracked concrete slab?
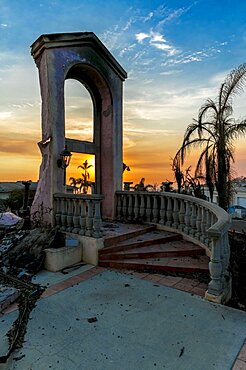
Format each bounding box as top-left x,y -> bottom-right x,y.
1,270 -> 246,370
0,310 -> 19,360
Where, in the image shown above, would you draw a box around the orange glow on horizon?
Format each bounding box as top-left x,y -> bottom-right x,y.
0,135 -> 245,186
66,153 -> 95,185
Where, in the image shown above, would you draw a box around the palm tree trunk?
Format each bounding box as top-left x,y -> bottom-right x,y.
216,139 -> 228,210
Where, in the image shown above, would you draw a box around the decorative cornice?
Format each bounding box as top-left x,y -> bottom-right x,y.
31,32 -> 127,81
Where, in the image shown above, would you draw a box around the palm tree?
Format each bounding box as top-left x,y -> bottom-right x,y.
174,64 -> 246,210
171,156 -> 184,193
69,177 -> 80,194
77,160 -> 93,194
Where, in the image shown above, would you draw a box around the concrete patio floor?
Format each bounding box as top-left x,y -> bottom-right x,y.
0,267 -> 246,370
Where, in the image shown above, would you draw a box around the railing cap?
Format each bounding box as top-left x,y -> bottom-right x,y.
54,193 -> 103,200
116,190 -> 231,235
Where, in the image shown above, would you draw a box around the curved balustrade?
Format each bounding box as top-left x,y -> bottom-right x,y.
54,193 -> 103,238
116,191 -> 231,301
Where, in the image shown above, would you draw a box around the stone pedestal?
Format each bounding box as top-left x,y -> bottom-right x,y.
44,243 -> 83,272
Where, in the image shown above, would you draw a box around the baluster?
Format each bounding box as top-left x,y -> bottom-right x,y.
146,195 -> 152,222
79,199 -> 86,235
60,197 -> 67,231
190,203 -> 197,236
178,199 -> 185,231
219,232 -> 226,289
205,210 -> 212,248
55,197 -> 61,227
212,213 -> 217,227
122,195 -> 127,219
159,196 -> 165,225
184,201 -> 191,234
139,194 -> 145,221
207,236 -> 223,296
166,197 -> 172,227
116,195 -> 122,220
223,231 -> 230,283
195,205 -> 202,239
134,194 -> 139,220
85,199 -> 93,236
200,206 -> 207,243
152,195 -> 158,223
93,199 -> 103,238
66,199 -> 74,232
172,198 -> 179,229
128,194 -> 133,221
72,198 -> 80,234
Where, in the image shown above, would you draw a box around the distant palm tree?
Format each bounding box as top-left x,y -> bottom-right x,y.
171,156 -> 184,193
174,64 -> 246,210
69,177 -> 80,194
77,160 -> 93,194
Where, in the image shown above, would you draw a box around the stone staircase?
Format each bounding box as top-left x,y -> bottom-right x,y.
99,225 -> 210,275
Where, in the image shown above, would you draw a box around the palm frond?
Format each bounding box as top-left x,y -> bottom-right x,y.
226,120 -> 246,139
194,143 -> 213,177
182,121 -> 200,143
220,63 -> 246,109
198,98 -> 218,126
179,137 -> 210,163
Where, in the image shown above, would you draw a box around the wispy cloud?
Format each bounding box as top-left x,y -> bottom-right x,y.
160,69 -> 182,76
0,111 -> 12,119
124,122 -> 177,136
135,30 -> 178,56
156,2 -> 197,29
161,47 -> 224,68
100,3 -> 203,76
119,43 -> 136,57
135,32 -> 149,43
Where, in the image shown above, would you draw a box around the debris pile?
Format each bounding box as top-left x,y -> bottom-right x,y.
0,225 -> 64,363
0,212 -> 24,229
0,285 -> 20,312
0,227 -> 64,277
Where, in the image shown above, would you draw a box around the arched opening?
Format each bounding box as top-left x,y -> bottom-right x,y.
65,79 -> 93,142
65,78 -> 95,189
65,63 -> 114,202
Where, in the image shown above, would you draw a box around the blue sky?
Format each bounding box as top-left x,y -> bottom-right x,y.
1,0 -> 246,182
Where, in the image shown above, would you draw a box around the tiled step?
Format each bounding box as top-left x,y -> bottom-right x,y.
103,225 -> 156,248
99,255 -> 210,273
99,240 -> 205,260
102,230 -> 182,253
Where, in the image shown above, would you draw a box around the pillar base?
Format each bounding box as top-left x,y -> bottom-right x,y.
205,279 -> 232,304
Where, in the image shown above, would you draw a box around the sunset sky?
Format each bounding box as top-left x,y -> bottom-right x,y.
1,0 -> 246,186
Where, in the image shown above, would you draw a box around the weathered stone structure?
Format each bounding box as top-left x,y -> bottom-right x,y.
29,32 -> 232,304
31,32 -> 127,224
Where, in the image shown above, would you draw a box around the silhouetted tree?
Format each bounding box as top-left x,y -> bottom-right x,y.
174,64 -> 246,209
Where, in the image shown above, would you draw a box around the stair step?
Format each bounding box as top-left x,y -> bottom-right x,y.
99,255 -> 210,273
99,240 -> 205,260
104,225 -> 156,248
102,230 -> 182,254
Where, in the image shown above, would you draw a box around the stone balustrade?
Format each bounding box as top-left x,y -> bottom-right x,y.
116,191 -> 231,302
54,193 -> 103,238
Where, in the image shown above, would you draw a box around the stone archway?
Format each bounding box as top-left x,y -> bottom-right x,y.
31,32 -> 127,224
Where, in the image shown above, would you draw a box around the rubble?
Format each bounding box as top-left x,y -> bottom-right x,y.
0,212 -> 24,229
0,227 -> 64,276
0,285 -> 20,312
0,227 -> 63,363
0,230 -> 28,261
0,271 -> 45,363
